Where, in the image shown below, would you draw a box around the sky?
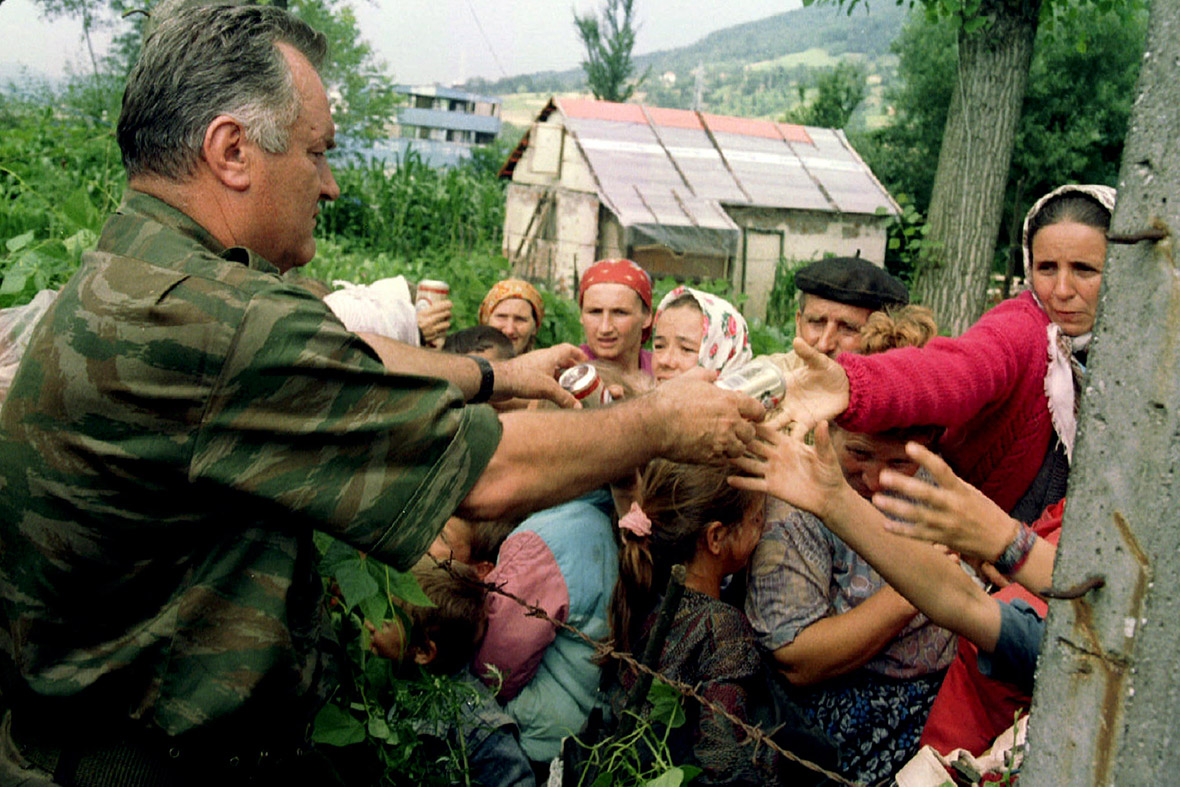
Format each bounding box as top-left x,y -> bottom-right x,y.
1,0 -> 801,86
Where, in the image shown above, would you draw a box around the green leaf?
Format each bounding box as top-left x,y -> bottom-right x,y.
384,567 -> 435,608
311,703 -> 367,746
962,14 -> 989,34
334,556 -> 380,610
318,536 -> 361,571
5,232 -> 35,253
647,682 -> 687,729
63,229 -> 97,258
358,592 -> 390,625
645,767 -> 688,787
61,188 -> 100,232
1,271 -> 28,296
367,715 -> 393,741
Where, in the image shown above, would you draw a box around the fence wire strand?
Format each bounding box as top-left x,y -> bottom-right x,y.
427,553 -> 864,787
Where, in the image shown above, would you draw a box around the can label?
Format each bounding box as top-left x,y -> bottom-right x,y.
716,358 -> 786,411
559,364 -> 608,408
416,280 -> 450,310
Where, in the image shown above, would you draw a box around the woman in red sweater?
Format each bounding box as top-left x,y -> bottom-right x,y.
780,184 -> 1115,522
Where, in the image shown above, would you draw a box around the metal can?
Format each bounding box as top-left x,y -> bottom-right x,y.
559,364 -> 613,408
415,279 -> 450,311
715,357 -> 786,411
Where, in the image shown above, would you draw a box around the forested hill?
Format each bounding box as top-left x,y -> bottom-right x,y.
460,2 -> 907,100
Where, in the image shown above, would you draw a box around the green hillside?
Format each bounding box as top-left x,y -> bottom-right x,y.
463,2 -> 908,125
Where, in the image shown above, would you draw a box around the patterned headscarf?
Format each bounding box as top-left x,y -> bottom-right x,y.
478,279 -> 545,327
655,286 -> 752,376
579,259 -> 654,342
1020,183 -> 1116,462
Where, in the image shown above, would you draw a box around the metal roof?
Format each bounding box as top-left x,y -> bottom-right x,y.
549,97 -> 897,218
501,97 -> 899,258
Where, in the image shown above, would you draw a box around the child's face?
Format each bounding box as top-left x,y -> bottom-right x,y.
368,618 -> 406,662
724,495 -> 767,572
428,517 -> 474,564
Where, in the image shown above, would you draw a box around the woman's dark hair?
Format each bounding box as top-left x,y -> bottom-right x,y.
1027,192 -> 1112,244
606,461 -> 758,663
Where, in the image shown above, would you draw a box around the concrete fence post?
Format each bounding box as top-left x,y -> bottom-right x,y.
1021,0 -> 1180,783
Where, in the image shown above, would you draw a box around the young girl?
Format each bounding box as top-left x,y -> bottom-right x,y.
606,460 -> 835,786
650,286 -> 752,383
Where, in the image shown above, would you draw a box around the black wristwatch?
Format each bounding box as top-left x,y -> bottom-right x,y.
467,355 -> 495,404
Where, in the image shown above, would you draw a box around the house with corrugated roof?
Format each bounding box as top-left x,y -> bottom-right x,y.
499,97 -> 900,319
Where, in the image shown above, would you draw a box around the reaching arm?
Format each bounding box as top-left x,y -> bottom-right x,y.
872,443 -> 1056,592
771,338 -> 851,432
731,423 -> 1002,652
460,368 -> 765,520
358,333 -> 589,407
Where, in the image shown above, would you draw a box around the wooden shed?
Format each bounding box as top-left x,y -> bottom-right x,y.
500,97 -> 901,320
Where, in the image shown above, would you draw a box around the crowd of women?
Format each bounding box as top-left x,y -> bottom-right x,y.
359,183 -> 1115,787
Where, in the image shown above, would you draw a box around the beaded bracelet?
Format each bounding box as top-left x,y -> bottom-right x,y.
993,521 -> 1037,577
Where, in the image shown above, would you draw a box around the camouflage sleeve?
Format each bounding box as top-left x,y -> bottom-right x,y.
190,285 -> 501,571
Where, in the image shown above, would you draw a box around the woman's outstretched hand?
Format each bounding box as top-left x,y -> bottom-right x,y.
765,338 -> 851,434
873,442 -> 1019,563
729,420 -> 849,520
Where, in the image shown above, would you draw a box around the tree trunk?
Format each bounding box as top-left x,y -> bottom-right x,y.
1020,0 -> 1180,782
911,0 -> 1040,335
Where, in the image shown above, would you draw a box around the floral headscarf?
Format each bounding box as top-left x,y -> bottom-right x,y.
478,279 -> 545,327
655,286 -> 752,376
1020,183 -> 1116,462
579,259 -> 654,342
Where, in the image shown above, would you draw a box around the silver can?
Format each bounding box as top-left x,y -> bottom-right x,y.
715,357 -> 786,411
415,279 -> 450,311
559,364 -> 613,408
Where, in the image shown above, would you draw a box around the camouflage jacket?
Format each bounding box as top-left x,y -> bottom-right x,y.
0,190 -> 501,739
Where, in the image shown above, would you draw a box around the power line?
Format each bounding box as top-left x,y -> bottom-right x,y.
464,0 -> 508,79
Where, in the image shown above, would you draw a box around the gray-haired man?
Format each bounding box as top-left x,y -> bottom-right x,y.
0,6 -> 761,785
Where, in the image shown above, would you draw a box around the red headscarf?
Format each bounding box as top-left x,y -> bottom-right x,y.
578,259 -> 653,342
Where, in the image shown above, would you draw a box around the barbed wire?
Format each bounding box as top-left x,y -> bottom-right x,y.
426,553 -> 864,787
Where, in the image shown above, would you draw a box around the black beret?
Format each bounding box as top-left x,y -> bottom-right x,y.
794,257 -> 909,311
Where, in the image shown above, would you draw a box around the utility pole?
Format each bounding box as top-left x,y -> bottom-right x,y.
692,62 -> 704,112
1021,0 -> 1180,783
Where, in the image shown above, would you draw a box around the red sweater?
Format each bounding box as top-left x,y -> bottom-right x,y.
837,291 -> 1051,512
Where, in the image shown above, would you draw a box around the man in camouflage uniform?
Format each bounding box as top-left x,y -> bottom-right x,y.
0,6 -> 761,785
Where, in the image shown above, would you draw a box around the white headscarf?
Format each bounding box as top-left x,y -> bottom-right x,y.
654,286 -> 752,376
1020,183 -> 1116,461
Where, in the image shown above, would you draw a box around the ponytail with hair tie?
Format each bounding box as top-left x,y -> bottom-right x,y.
618,501 -> 652,538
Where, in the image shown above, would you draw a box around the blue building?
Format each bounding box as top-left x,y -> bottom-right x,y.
376,85 -> 502,168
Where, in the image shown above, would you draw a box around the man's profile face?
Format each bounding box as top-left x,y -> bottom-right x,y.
794,293 -> 873,359
248,44 -> 340,272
